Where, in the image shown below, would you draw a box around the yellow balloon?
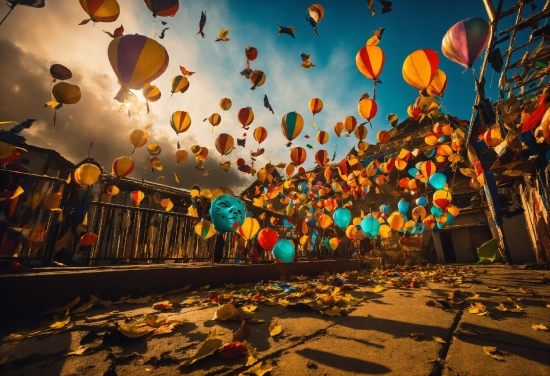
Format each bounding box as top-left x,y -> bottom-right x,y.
379,224 -> 391,238
388,212 -> 405,231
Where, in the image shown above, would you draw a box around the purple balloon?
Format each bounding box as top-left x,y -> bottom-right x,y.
442,17 -> 490,69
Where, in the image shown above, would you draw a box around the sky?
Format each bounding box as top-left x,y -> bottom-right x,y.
0,0 -> 521,193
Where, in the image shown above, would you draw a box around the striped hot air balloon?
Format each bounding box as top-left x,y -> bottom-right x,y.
343,116 -> 357,133
131,190 -> 145,206
253,126 -> 267,144
421,161 -> 437,179
238,107 -> 254,129
308,3 -> 324,23
171,75 -> 189,94
402,49 -> 439,90
195,219 -> 216,239
129,129 -> 148,149
249,70 -> 266,91
215,133 -> 234,156
376,130 -> 391,144
317,130 -> 329,145
387,113 -> 399,127
237,217 -> 260,241
170,111 -> 191,134
334,122 -> 345,137
315,150 -> 328,167
220,97 -> 232,111
143,0 -> 179,17
442,18 -> 490,69
79,0 -> 120,24
357,140 -> 369,151
358,94 -> 377,122
108,34 -> 169,91
142,83 -> 161,102
112,156 -> 134,178
356,45 -> 385,99
354,124 -> 368,140
309,98 -> 323,115
205,113 -> 221,127
427,69 -> 448,97
290,147 -> 307,165
281,112 -> 304,144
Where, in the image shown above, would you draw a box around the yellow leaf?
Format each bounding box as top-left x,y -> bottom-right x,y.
269,320 -> 283,336
321,306 -> 343,317
145,314 -> 167,328
5,333 -> 26,341
496,303 -> 509,312
68,346 -> 88,355
483,346 -> 505,361
212,303 -> 240,321
239,360 -> 273,376
181,329 -> 223,366
244,340 -> 258,366
407,332 -> 424,341
532,324 -> 548,331
72,302 -> 95,314
181,297 -> 200,305
278,298 -> 290,306
153,324 -> 175,336
117,321 -> 152,338
45,100 -> 61,109
241,305 -> 258,313
373,285 -> 385,293
50,316 -> 70,330
432,336 -> 446,344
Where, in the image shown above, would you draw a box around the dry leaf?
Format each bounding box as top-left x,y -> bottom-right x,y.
50,316 -> 71,330
321,306 -> 343,317
68,346 -> 88,355
532,324 -> 548,331
212,303 -> 240,321
519,287 -> 533,295
244,340 -> 258,366
407,332 -> 424,341
6,333 -> 26,341
219,341 -> 248,359
246,317 -> 265,324
483,346 -> 505,361
72,302 -> 95,314
470,293 -> 480,300
496,303 -> 509,312
181,329 -> 223,366
153,324 -> 175,336
239,360 -> 273,376
432,336 -> 446,344
181,297 -> 200,305
468,302 -> 489,316
233,320 -> 250,342
373,285 -> 385,293
117,321 -> 152,338
241,305 -> 258,313
269,320 -> 283,336
153,301 -> 173,311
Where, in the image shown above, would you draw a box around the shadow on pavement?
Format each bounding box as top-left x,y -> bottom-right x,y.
296,348 -> 391,374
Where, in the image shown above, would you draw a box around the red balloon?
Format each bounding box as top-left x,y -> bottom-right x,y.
79,232 -> 98,246
257,228 -> 279,250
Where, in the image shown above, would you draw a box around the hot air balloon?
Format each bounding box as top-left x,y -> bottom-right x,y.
387,113 -> 399,127
237,217 -> 260,241
245,45 -> 258,63
358,94 -> 377,125
343,116 -> 357,134
171,75 -> 189,95
442,17 -> 490,69
354,124 -> 368,140
195,219 -> 216,239
483,126 -> 502,147
50,64 -> 72,81
433,189 -> 452,209
281,112 -> 304,146
356,45 -> 385,99
317,130 -> 329,145
74,162 -> 102,186
220,97 -> 232,111
334,121 -> 345,137
149,157 -> 163,171
238,107 -> 254,129
107,185 -> 120,195
376,130 -> 391,144
108,34 -> 169,99
174,149 -> 188,163
308,3 -> 324,23
315,149 -> 328,167
357,140 -> 369,151
253,126 -> 267,144
308,97 -> 323,128
249,70 -> 266,91
112,156 -> 134,178
215,133 -> 234,156
51,82 -> 81,106
129,129 -> 148,151
290,147 -> 307,166
142,83 -> 161,113
79,0 -> 120,25
426,69 -> 448,97
148,143 -> 161,155
143,0 -> 179,17
170,111 -> 191,134
402,49 -> 439,90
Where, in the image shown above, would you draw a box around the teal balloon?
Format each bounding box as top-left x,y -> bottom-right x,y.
413,223 -> 425,234
380,204 -> 390,215
446,213 -> 455,226
272,239 -> 295,263
436,221 -> 446,229
408,167 -> 419,177
416,196 -> 428,207
431,206 -> 443,217
209,194 -> 246,233
361,217 -> 380,239
397,199 -> 410,214
429,172 -> 447,190
333,207 -> 351,229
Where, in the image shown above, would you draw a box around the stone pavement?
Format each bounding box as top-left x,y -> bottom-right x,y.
0,265 -> 548,375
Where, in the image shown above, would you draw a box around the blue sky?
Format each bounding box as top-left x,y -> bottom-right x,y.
0,0 -> 516,192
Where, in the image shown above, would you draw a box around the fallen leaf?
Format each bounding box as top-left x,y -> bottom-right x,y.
5,333 -> 26,341
180,297 -> 201,305
470,293 -> 480,300
496,303 -> 509,312
432,336 -> 446,344
233,320 -> 250,342
519,287 -> 533,295
181,329 -> 223,366
68,346 -> 89,355
153,324 -> 175,336
153,301 -> 173,311
244,340 -> 258,366
239,360 -> 273,376
212,303 -> 240,321
269,320 -> 283,336
406,332 -> 424,341
219,341 -> 248,359
532,324 -> 548,331
72,302 -> 95,314
50,316 -> 71,330
117,321 -> 152,338
546,303 -> 550,309
483,346 -> 505,361
468,302 -> 489,316
241,305 -> 258,313
321,306 -> 343,317
373,285 -> 385,293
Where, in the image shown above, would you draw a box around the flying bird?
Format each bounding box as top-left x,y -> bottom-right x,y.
237,138 -> 246,147
215,28 -> 230,42
158,28 -> 169,39
301,53 -> 316,69
305,16 -> 318,36
263,94 -> 274,114
251,148 -> 265,157
278,25 -> 295,39
197,11 -> 206,38
240,68 -> 252,79
179,66 -> 195,76
103,24 -> 124,38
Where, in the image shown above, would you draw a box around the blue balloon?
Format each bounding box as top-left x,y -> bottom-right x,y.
425,148 -> 436,158
361,217 -> 380,239
431,206 -> 443,218
272,239 -> 295,263
416,196 -> 428,207
397,199 -> 410,214
209,194 -> 246,233
429,172 -> 447,190
333,207 -> 352,229
446,213 -> 455,226
436,221 -> 446,229
413,223 -> 425,234
438,135 -> 448,143
408,167 -> 419,178
380,204 -> 390,215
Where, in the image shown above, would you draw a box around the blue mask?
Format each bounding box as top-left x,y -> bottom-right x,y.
209,194 -> 246,233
